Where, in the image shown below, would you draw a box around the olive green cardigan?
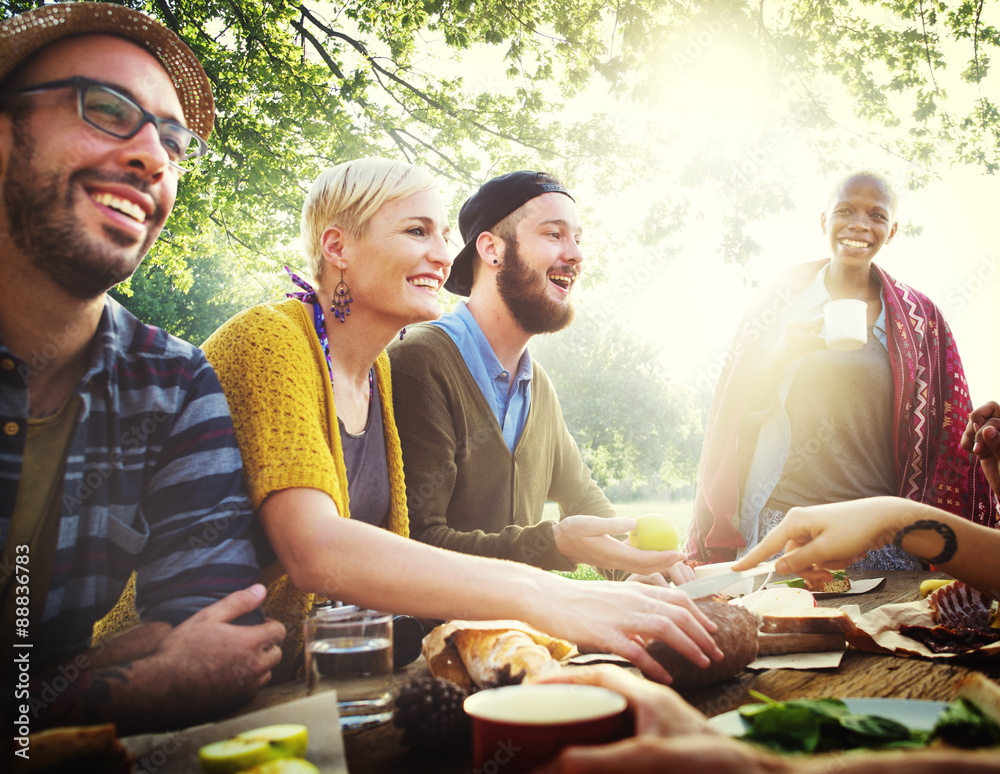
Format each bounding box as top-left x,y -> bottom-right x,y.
388,323 -> 613,571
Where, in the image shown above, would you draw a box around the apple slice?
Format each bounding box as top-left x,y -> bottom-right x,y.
237,758 -> 320,774
198,724 -> 308,774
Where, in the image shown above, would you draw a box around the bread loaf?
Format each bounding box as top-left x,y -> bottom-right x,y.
759,608 -> 854,634
757,632 -> 845,656
646,599 -> 759,690
449,628 -> 560,688
423,620 -> 577,691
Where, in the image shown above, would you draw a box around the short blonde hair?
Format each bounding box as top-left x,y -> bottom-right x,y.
301,158 -> 436,283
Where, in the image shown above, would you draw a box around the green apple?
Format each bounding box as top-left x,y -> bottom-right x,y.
628,513 -> 680,552
199,724 -> 309,774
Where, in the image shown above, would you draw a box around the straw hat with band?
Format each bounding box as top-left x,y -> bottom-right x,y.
0,2 -> 214,139
445,170 -> 573,297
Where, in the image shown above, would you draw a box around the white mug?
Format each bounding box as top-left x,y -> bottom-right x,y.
823,299 -> 867,351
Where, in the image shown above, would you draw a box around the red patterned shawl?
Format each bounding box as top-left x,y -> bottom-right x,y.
687,260 -> 996,563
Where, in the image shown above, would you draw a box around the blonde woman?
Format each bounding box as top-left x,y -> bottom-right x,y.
203,158 -> 725,683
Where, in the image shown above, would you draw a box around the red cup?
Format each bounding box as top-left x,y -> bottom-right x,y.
464,684 -> 633,773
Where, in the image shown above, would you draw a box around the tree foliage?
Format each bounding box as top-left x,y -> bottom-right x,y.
3,0 -> 994,285
3,0 -> 996,486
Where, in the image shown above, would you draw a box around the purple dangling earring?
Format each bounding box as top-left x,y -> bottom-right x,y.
399,327 -> 406,341
331,268 -> 352,323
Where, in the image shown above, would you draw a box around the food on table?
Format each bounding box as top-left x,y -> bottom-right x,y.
933,675 -> 1000,748
930,582 -> 995,630
898,581 -> 1000,653
423,620 -> 576,692
739,586 -> 816,615
235,760 -> 320,774
759,608 -> 855,635
394,675 -> 472,751
756,631 -> 846,656
897,623 -> 1000,653
628,513 -> 680,551
736,677 -> 1000,754
646,598 -> 759,690
198,724 -> 309,774
450,628 -> 560,688
737,692 -> 928,753
773,570 -> 852,594
919,578 -> 954,598
20,723 -> 133,773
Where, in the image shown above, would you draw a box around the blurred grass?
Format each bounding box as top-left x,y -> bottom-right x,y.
549,498 -> 693,581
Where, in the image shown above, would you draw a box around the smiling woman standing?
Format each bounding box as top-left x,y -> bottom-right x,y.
687,170 -> 996,568
203,158 -> 724,685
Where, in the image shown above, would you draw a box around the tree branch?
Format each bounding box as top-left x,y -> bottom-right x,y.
916,0 -> 942,95
293,2 -> 563,158
290,16 -> 348,83
972,0 -> 987,129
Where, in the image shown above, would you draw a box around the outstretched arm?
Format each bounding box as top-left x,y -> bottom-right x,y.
733,497 -> 1000,601
29,586 -> 285,734
260,487 -> 724,684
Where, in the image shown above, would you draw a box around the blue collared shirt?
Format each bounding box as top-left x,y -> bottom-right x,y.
738,264 -> 888,552
431,303 -> 533,451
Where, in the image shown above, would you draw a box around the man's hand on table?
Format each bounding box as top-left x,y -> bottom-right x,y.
538,577 -> 724,685
154,584 -> 287,710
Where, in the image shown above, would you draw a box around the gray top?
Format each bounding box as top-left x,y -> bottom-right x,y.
339,375 -> 391,528
767,326 -> 897,512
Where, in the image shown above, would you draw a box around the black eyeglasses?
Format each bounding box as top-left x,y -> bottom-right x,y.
0,76 -> 208,173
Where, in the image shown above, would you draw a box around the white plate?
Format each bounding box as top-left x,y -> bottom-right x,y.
709,697 -> 948,737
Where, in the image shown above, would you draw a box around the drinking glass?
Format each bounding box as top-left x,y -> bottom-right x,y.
304,606 -> 394,728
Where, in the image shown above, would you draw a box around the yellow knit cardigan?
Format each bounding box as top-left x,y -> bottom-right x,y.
93,299 -> 409,683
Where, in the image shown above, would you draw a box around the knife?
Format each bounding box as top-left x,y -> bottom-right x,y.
678,560 -> 779,599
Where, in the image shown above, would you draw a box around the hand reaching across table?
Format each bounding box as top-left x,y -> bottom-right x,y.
732,496 -> 1000,601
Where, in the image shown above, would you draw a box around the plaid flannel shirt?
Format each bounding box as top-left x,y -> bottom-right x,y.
0,297 -> 261,668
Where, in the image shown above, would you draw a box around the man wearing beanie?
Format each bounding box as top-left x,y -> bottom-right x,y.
389,172 -> 692,581
0,4 -> 283,734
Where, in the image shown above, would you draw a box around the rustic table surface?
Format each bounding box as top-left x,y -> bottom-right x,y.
243,570 -> 1000,773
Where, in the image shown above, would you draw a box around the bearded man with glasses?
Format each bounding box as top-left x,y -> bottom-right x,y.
0,4 -> 284,735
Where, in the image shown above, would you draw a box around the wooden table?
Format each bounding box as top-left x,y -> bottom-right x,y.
246,571 -> 1000,773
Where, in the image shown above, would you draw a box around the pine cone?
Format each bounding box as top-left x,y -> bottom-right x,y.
394,676 -> 472,751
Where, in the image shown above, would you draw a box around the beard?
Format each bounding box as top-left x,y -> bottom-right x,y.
3,119 -> 162,299
496,239 -> 575,335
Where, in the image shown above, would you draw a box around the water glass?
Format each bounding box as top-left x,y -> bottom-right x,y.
304,606 -> 394,728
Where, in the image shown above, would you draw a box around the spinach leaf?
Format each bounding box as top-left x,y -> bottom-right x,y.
737,693 -> 927,754
933,697 -> 1000,748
